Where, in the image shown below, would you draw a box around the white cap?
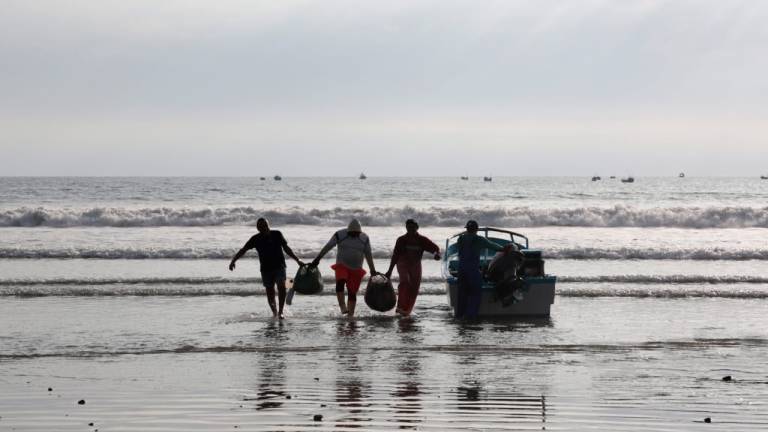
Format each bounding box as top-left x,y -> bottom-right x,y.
348,219 -> 362,233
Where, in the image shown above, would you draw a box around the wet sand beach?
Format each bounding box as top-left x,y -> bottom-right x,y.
2,294 -> 767,431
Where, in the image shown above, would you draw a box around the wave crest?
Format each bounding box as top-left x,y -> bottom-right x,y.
2,205 -> 768,228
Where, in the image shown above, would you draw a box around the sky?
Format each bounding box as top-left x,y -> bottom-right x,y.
1,0 -> 767,176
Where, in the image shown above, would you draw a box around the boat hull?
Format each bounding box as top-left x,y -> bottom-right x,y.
445,276 -> 556,317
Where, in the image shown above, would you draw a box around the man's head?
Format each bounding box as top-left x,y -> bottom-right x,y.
465,220 -> 479,233
256,218 -> 270,234
347,219 -> 362,237
405,219 -> 419,234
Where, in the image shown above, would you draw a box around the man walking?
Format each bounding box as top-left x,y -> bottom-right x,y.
229,218 -> 304,319
310,219 -> 378,317
384,219 -> 441,316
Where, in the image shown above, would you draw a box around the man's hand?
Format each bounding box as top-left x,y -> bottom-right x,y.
433,252 -> 441,261
229,261 -> 236,271
297,259 -> 306,267
384,270 -> 392,279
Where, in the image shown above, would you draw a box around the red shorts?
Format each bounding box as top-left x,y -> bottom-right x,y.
331,263 -> 367,294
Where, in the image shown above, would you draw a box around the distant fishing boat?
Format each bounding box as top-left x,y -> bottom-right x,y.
621,176 -> 635,183
483,176 -> 493,182
259,177 -> 266,181
460,176 -> 469,180
359,173 -> 367,180
273,175 -> 282,181
591,176 -> 601,181
609,176 -> 616,179
679,172 -> 685,178
761,175 -> 768,180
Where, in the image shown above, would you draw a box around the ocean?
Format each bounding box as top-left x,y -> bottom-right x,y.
1,176 -> 767,430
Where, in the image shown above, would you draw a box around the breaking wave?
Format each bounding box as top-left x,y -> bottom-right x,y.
2,205 -> 768,228
2,275 -> 768,287
2,247 -> 768,260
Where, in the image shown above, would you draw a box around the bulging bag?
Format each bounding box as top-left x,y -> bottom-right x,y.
293,266 -> 323,295
364,274 -> 396,312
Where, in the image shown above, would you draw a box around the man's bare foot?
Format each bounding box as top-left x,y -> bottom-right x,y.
278,313 -> 285,320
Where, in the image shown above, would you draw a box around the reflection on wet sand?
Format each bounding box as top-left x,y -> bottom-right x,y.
250,320 -> 289,411
335,319 -> 372,428
389,318 -> 425,429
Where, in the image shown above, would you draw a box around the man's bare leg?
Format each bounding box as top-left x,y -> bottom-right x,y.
265,284 -> 278,316
347,293 -> 356,317
336,280 -> 348,314
276,280 -> 287,319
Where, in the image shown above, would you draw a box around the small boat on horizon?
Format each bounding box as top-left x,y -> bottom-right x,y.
460,176 -> 469,180
259,177 -> 266,181
359,173 -> 367,180
591,176 -> 601,181
609,176 -> 616,179
761,175 -> 768,180
621,176 -> 635,183
273,175 -> 282,181
483,176 -> 493,182
679,172 -> 685,178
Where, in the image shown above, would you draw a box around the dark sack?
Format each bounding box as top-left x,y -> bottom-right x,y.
293,266 -> 323,295
364,275 -> 396,312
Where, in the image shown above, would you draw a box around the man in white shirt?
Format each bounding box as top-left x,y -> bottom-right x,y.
310,219 -> 378,317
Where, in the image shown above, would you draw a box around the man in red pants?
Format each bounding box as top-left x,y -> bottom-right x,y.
385,219 -> 441,316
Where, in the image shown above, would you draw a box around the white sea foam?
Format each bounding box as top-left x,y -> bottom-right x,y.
2,205 -> 768,228
2,246 -> 767,260
2,274 -> 768,287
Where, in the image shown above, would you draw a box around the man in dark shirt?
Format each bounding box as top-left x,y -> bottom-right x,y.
229,218 -> 304,319
384,219 -> 441,316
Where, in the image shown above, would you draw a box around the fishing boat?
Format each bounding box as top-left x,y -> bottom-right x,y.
442,228 -> 556,317
591,175 -> 601,181
359,173 -> 367,180
483,176 -> 493,182
621,176 -> 635,183
259,177 -> 266,181
679,172 -> 685,178
460,176 -> 469,180
761,175 -> 768,180
273,175 -> 282,181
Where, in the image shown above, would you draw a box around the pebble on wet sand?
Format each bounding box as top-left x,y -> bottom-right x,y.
704,417 -> 711,423
77,400 -> 85,405
313,414 -> 323,421
722,375 -> 732,382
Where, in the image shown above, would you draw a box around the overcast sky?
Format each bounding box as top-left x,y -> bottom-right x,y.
1,0 -> 767,176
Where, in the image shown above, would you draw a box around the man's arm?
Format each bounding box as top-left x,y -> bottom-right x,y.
385,238 -> 403,278
421,235 -> 441,260
479,236 -> 505,252
364,238 -> 377,275
310,234 -> 337,267
280,233 -> 304,266
229,238 -> 254,271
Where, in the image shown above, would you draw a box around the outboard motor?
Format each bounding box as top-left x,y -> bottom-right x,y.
486,249 -> 526,306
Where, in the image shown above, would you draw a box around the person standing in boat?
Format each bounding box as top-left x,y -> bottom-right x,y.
384,219 -> 441,316
455,220 -> 512,319
229,218 -> 304,319
310,219 -> 379,317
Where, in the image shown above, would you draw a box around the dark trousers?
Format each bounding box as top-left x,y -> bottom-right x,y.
455,269 -> 483,319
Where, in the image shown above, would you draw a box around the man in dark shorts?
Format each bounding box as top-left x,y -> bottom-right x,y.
229,218 -> 304,319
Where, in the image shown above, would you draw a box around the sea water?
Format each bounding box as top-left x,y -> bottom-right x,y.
1,176 -> 767,430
